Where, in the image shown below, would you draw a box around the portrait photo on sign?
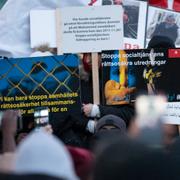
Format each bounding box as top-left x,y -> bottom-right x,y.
102,0 -> 147,49
146,6 -> 180,47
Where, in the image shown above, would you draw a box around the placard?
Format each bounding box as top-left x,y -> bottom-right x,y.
102,0 -> 148,49
0,55 -> 81,115
60,5 -> 123,53
101,48 -> 180,105
163,102 -> 180,125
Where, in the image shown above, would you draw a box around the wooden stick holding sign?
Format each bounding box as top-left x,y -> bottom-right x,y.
92,53 -> 100,105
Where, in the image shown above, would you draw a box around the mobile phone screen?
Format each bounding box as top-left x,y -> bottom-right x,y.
34,108 -> 49,128
0,111 -> 3,127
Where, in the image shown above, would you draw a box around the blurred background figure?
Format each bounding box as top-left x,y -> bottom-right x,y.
93,137 -> 174,180
95,114 -> 126,133
128,95 -> 166,147
14,130 -> 78,180
67,146 -> 94,180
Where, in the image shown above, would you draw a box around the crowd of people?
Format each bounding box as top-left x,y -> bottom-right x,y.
0,35 -> 179,180
0,0 -> 180,180
0,94 -> 180,180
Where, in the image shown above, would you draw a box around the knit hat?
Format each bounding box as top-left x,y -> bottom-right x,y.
95,115 -> 126,133
14,130 -> 79,180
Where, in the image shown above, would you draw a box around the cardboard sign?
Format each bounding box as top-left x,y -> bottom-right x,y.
0,55 -> 81,115
101,48 -> 180,106
30,5 -> 124,53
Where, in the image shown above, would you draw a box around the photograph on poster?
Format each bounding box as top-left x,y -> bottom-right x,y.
102,0 -> 147,49
146,6 -> 180,47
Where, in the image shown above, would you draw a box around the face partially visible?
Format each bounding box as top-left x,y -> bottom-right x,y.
165,16 -> 175,25
113,0 -> 123,5
99,125 -> 118,131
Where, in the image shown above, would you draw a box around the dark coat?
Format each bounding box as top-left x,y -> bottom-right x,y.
98,104 -> 135,127
50,113 -> 90,148
152,22 -> 178,43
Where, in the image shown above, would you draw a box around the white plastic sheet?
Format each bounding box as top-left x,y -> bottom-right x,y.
0,0 -> 87,58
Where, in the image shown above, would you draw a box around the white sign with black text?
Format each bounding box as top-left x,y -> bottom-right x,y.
60,6 -> 123,53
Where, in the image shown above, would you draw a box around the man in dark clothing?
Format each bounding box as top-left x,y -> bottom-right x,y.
94,137 -> 174,180
152,15 -> 179,43
83,103 -> 135,128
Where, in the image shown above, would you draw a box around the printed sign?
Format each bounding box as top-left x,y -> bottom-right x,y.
30,5 -> 124,53
0,55 -> 81,115
102,0 -> 148,49
101,48 -> 180,105
163,102 -> 180,125
60,5 -> 123,53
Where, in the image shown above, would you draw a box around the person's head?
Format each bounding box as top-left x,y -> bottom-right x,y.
165,15 -> 176,25
67,146 -> 93,180
91,115 -> 127,153
148,36 -> 175,49
14,130 -> 78,180
95,115 -> 126,133
94,138 -> 172,180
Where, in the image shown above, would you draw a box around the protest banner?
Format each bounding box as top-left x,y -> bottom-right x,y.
101,48 -> 180,105
0,55 -> 81,115
102,0 -> 148,49
60,6 -> 123,53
